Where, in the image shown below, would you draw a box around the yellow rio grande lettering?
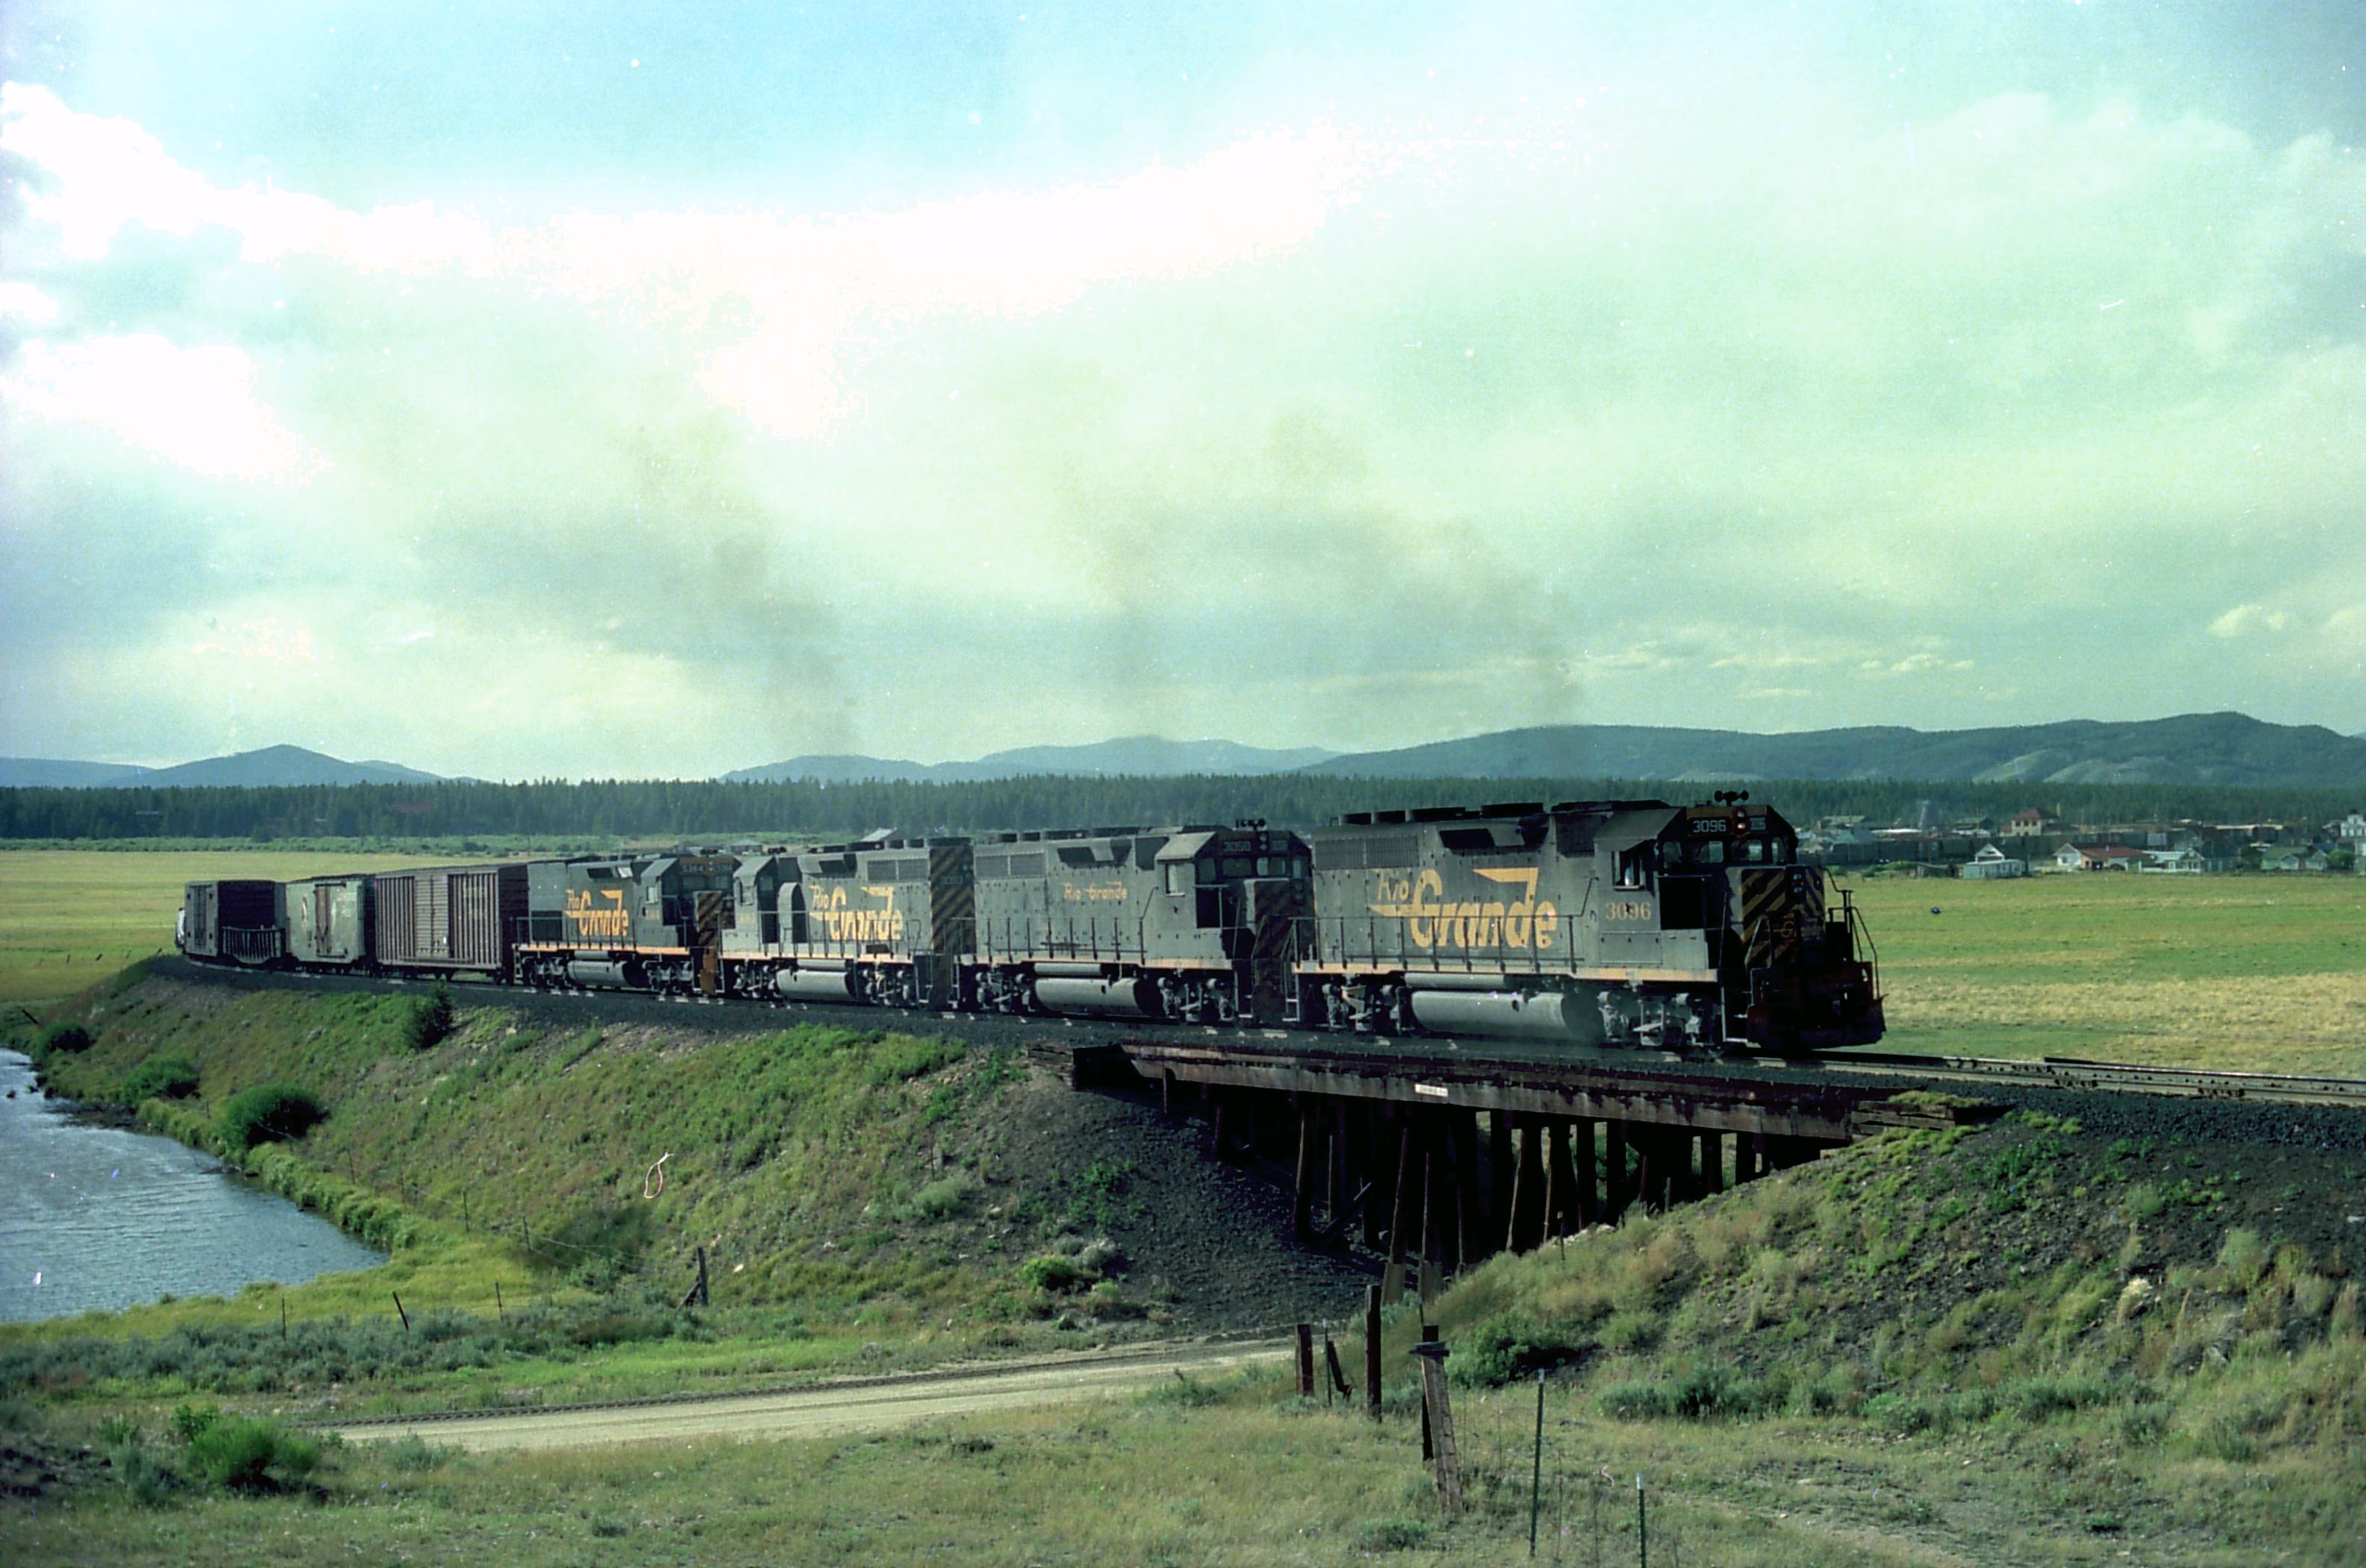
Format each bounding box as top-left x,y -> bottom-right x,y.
565,888 -> 632,941
812,885 -> 904,944
1366,867 -> 1559,951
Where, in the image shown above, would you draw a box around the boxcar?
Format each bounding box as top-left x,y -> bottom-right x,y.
372,864 -> 526,976
285,874 -> 375,968
179,879 -> 286,965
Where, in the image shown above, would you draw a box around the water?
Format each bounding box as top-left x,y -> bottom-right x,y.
0,1051 -> 385,1321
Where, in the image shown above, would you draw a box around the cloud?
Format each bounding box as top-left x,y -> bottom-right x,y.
3,333 -> 317,479
3,25 -> 2362,774
2208,604 -> 2293,639
0,82 -> 497,272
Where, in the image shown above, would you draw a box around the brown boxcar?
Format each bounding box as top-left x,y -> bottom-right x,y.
372,864 -> 526,975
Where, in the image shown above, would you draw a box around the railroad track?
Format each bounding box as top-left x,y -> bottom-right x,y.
190,960 -> 2366,1111
1819,1052 -> 2366,1108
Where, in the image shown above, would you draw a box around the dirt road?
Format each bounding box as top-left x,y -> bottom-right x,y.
321,1340 -> 1292,1453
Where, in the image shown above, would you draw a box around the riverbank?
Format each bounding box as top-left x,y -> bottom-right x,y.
3,964 -> 1365,1410
0,1050 -> 386,1324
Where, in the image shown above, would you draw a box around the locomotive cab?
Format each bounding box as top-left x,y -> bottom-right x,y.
1653,803 -> 1882,1051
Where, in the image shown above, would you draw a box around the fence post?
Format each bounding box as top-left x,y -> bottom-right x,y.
1412,1331 -> 1459,1511
1295,1323 -> 1315,1398
392,1291 -> 410,1333
1529,1368 -> 1545,1556
1636,1474 -> 1647,1568
1365,1285 -> 1383,1420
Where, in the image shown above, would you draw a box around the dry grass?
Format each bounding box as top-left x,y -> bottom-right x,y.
1844,874 -> 2366,1073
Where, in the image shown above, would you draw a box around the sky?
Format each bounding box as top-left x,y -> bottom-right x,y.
1,1 -> 2361,779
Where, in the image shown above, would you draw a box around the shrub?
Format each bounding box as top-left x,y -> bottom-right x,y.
1355,1518 -> 1433,1552
110,1439 -> 178,1507
2216,1228 -> 2268,1291
376,1433 -> 457,1472
908,1173 -> 978,1220
1021,1254 -> 1095,1292
1458,1313 -> 1592,1386
118,1054 -> 201,1106
185,1414 -> 320,1493
35,1021 -> 93,1056
406,985 -> 457,1052
535,1203 -> 656,1289
218,1085 -> 328,1152
1597,1380 -> 1674,1419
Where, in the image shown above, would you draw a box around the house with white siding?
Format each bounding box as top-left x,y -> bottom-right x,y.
1961,844 -> 2027,879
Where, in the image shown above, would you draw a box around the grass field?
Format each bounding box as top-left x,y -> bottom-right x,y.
0,850 -> 500,1006
10,1120 -> 2362,1566
1842,872 -> 2366,1075
2,850 -> 2360,1069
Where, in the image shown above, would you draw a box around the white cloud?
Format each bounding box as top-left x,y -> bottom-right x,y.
3,334 -> 317,480
2208,603 -> 2292,639
0,280 -> 63,324
0,82 -> 496,272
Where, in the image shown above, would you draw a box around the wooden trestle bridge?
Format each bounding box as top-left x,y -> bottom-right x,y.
1030,1031 -> 1993,1291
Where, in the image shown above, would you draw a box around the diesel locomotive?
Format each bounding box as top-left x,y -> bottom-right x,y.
177,796 -> 1882,1052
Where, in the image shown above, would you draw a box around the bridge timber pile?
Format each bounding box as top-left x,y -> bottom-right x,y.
1024,1030 -> 2000,1290
1020,1027 -> 2366,1293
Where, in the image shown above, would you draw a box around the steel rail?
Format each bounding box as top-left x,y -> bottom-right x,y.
1815,1050 -> 2366,1107
229,962 -> 2366,1109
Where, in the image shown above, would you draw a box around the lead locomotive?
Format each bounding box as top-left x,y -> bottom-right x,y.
178,796 -> 1880,1053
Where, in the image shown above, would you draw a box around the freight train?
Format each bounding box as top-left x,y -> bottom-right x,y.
176,797 -> 1883,1052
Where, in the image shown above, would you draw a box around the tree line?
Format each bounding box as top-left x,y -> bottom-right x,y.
0,775 -> 2352,845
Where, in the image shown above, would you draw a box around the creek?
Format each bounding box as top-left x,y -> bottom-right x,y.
0,1050 -> 384,1322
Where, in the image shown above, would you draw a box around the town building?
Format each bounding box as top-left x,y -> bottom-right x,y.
2056,844 -> 2147,872
1961,844 -> 2027,879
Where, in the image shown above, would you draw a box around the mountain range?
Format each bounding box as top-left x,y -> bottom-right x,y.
4,714 -> 2359,791
1298,712 -> 2366,788
721,736 -> 1339,784
0,746 -> 445,790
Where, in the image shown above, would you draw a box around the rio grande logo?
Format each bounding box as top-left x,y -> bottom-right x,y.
1367,867 -> 1562,950
564,888 -> 632,941
811,885 -> 906,944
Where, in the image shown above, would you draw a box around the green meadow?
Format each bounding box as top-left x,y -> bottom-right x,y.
0,850 -> 508,1006
1843,872 -> 2366,1076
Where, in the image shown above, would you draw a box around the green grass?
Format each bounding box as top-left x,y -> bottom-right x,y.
10,1118 -> 2364,1566
1,971 -> 1091,1416
1842,872 -> 2366,1073
0,849 -> 508,1005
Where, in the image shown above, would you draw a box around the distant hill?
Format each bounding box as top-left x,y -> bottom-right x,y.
724,736 -> 1339,785
0,758 -> 153,788
1304,713 -> 2366,789
0,746 -> 446,789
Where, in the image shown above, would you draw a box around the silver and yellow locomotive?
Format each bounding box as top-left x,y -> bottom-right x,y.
1290,798 -> 1880,1050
